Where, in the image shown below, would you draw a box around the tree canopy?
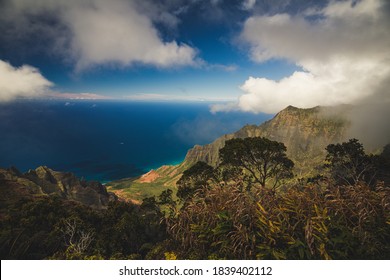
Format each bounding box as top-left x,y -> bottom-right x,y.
219,137 -> 294,189
176,161 -> 214,201
325,138 -> 375,186
1,137 -> 389,260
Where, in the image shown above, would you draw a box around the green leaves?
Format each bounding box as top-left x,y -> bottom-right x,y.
219,137 -> 294,189
177,161 -> 214,202
0,198 -> 167,260
325,139 -> 376,186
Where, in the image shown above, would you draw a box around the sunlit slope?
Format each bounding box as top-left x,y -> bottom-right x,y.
108,105 -> 349,201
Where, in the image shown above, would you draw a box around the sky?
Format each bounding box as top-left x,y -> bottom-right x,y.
0,0 -> 389,115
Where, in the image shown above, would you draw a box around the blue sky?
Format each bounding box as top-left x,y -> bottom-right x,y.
0,0 -> 389,114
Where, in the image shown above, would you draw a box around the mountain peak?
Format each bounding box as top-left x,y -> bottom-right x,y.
283,105 -> 300,111
275,105 -> 321,117
183,105 -> 348,175
109,105 -> 350,201
283,105 -> 320,111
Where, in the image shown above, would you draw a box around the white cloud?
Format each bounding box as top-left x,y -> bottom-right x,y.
210,102 -> 239,114
47,92 -> 111,100
0,60 -> 53,102
237,57 -> 389,113
242,0 -> 256,11
63,0 -> 197,71
213,0 -> 390,114
2,0 -> 198,71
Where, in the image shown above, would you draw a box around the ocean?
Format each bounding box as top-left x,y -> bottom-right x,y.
0,100 -> 271,182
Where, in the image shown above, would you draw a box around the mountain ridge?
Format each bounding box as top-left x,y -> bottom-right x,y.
184,105 -> 348,170
108,105 -> 350,201
0,166 -> 117,212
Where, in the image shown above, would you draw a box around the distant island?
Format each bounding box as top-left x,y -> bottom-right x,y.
1,105 -> 389,260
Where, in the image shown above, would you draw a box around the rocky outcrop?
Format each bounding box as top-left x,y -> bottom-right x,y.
0,166 -> 116,210
183,105 -> 349,176
109,105 -> 350,201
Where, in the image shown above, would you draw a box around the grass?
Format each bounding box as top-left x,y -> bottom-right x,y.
106,166 -> 182,203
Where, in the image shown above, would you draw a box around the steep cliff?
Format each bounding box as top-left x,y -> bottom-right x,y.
183,105 -> 348,175
0,166 -> 116,210
109,105 -> 349,201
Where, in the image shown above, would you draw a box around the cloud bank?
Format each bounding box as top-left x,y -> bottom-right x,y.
1,0 -> 198,71
0,60 -> 53,102
47,92 -> 110,100
63,0 -> 197,71
212,0 -> 390,114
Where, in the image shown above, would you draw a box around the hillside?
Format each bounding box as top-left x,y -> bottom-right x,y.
0,166 -> 116,214
107,164 -> 186,203
184,106 -> 348,173
1,106 -> 388,261
108,105 -> 349,201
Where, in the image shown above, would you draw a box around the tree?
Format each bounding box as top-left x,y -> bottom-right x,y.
177,161 -> 214,201
158,189 -> 176,217
61,217 -> 94,258
158,189 -> 175,206
219,137 -> 294,190
373,144 -> 390,186
325,139 -> 375,186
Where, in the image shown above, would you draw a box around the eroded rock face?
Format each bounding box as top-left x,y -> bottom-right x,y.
109,105 -> 350,199
0,166 -> 116,210
183,106 -> 349,176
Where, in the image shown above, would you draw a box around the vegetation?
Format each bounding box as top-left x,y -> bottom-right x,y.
0,198 -> 166,260
219,137 -> 294,190
0,138 -> 389,260
166,138 -> 390,259
168,181 -> 390,259
325,138 -> 376,186
106,164 -> 186,203
177,161 -> 214,202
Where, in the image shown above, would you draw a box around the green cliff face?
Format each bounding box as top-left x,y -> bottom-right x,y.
183,105 -> 348,176
0,166 -> 116,212
109,105 -> 349,200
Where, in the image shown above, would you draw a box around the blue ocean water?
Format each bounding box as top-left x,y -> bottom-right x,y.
0,100 -> 272,182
